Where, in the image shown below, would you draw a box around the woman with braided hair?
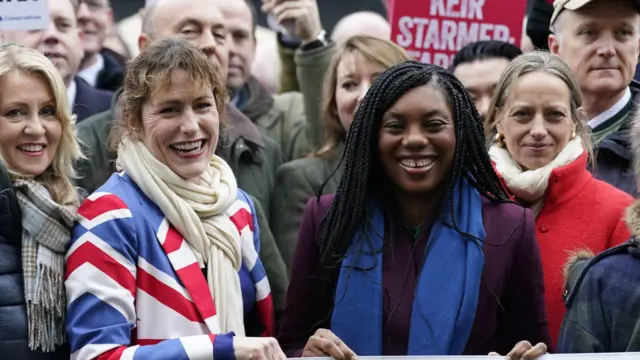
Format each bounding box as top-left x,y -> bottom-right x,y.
278,60 -> 552,358
271,35 -> 410,271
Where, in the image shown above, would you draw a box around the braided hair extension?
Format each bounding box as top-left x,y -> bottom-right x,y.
317,60 -> 514,286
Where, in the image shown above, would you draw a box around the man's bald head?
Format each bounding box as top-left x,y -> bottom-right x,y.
331,11 -> 390,45
138,0 -> 230,81
141,0 -> 158,37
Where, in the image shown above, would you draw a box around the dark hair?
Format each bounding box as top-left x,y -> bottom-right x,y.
450,40 -> 523,71
317,60 -> 512,281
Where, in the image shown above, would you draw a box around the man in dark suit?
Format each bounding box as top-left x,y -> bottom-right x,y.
75,0 -> 126,92
0,0 -> 112,122
70,76 -> 113,122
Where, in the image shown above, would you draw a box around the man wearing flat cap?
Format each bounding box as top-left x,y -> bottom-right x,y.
549,0 -> 640,196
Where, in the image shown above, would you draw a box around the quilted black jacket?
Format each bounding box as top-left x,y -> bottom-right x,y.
0,162 -> 69,359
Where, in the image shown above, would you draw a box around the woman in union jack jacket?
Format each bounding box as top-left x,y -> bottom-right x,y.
64,38 -> 284,360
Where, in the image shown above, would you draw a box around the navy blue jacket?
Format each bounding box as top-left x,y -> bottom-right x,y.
558,238 -> 640,352
72,77 -> 113,123
588,81 -> 640,196
0,162 -> 69,359
95,48 -> 125,93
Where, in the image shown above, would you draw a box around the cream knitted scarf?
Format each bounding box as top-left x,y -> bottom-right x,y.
489,137 -> 584,217
117,138 -> 245,335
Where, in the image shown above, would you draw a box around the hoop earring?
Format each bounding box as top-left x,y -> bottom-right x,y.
495,132 -> 506,148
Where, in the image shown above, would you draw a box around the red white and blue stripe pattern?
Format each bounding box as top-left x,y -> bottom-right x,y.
65,173 -> 274,360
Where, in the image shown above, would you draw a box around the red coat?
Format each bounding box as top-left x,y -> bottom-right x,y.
497,153 -> 633,345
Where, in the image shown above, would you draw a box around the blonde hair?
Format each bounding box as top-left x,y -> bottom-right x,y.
0,43 -> 83,206
484,51 -> 594,165
314,36 -> 411,158
110,37 -> 228,150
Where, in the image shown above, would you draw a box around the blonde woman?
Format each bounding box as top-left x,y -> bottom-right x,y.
0,43 -> 83,359
485,51 -> 634,345
65,38 -> 284,360
270,36 -> 410,270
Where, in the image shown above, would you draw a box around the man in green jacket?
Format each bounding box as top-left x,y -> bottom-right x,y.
75,0 -> 288,318
214,0 -> 320,161
265,0 -> 336,266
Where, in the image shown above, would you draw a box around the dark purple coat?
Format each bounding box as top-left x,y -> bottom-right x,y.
278,194 -> 552,356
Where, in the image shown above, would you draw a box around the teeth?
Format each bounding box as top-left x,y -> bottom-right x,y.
19,145 -> 44,152
400,159 -> 434,168
171,140 -> 204,153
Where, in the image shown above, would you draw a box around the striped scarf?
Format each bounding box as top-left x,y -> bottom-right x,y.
13,179 -> 77,352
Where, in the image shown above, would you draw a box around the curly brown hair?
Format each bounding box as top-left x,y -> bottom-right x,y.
110,37 -> 229,151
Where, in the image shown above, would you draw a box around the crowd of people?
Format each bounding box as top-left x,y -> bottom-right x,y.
0,0 -> 639,359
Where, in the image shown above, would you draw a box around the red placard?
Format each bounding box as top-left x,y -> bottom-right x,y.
389,0 -> 527,69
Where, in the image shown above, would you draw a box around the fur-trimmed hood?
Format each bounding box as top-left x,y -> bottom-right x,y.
563,250 -> 594,289
631,95 -> 640,190
626,199 -> 640,238
626,91 -> 640,239
562,202 -> 640,307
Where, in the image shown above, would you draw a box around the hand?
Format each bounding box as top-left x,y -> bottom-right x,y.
489,340 -> 548,360
262,0 -> 323,43
301,329 -> 357,360
233,337 -> 286,360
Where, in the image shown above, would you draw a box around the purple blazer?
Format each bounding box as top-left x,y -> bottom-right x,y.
278,194 -> 552,356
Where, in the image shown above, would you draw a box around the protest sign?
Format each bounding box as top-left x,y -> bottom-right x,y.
389,0 -> 527,69
0,0 -> 49,31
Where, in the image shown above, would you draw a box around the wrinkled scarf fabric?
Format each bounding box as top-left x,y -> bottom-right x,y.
490,136 -> 583,216
117,138 -> 246,335
14,179 -> 77,352
331,179 -> 485,355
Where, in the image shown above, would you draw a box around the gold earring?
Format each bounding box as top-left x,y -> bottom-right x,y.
495,132 -> 506,148
571,130 -> 577,139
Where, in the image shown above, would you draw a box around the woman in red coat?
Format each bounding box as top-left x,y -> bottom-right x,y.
485,51 -> 633,345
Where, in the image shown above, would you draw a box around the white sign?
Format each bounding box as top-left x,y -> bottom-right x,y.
292,354 -> 640,360
0,0 -> 49,31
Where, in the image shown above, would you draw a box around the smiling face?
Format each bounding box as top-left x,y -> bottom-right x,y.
140,69 -> 220,180
77,0 -> 113,59
335,53 -> 386,132
549,0 -> 640,98
378,84 -> 456,197
0,71 -> 62,176
497,71 -> 574,170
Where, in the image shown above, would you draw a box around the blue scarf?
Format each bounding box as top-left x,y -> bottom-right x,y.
330,179 -> 485,355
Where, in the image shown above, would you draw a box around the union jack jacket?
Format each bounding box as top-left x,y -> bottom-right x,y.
65,173 -> 274,360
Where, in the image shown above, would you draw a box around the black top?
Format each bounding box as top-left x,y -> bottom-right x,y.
526,0 -> 553,50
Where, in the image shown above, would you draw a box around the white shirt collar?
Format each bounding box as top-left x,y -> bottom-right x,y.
588,87 -> 632,129
66,79 -> 77,113
78,53 -> 104,88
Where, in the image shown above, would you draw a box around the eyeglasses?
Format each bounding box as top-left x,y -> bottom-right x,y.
75,0 -> 109,11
